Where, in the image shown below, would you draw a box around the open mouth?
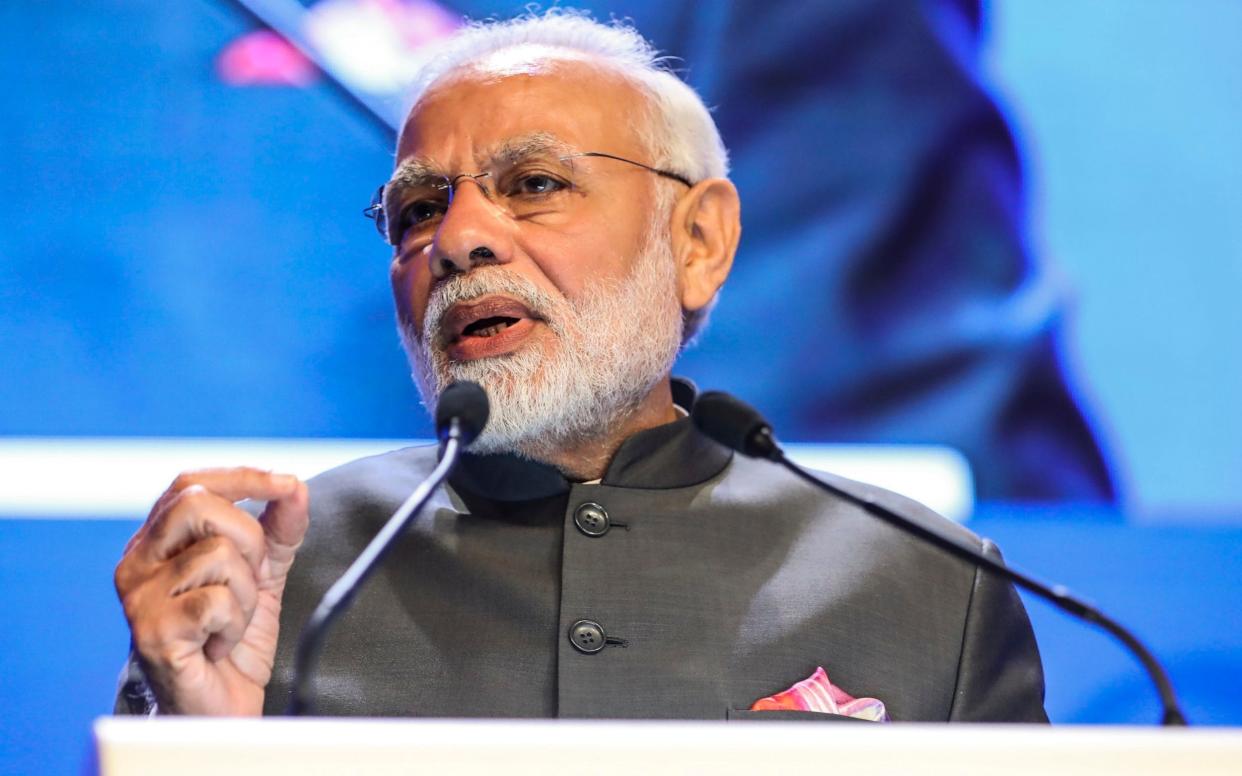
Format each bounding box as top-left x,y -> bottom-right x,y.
440,295 -> 541,349
461,315 -> 521,338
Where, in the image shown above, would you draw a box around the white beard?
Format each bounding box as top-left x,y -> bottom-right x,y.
399,219 -> 684,461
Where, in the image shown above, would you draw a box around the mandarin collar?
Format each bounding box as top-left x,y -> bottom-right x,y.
448,377 -> 732,502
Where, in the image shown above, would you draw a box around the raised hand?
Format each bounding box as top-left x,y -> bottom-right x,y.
114,467 -> 309,715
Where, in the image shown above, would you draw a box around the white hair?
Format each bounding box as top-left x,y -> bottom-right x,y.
401,8 -> 729,342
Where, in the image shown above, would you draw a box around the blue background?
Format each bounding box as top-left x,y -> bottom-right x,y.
1,0 -> 1127,504
985,0 -> 1242,514
2,1 -> 1241,773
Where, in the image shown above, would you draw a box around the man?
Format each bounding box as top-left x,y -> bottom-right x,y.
115,11 -> 1046,721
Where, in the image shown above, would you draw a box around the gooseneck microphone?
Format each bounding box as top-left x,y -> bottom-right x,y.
692,391 -> 1188,726
286,381 -> 489,715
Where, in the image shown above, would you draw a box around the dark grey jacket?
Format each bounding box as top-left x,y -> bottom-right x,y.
255,413 -> 1046,722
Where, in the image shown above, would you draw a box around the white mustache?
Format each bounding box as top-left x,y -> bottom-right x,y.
422,269 -> 560,348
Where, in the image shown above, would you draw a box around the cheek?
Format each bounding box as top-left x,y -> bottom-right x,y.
520,228 -> 631,300
390,252 -> 433,331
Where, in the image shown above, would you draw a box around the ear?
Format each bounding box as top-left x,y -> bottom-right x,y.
668,178 -> 741,317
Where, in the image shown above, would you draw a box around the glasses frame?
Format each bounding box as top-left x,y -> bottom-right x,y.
363,151 -> 694,245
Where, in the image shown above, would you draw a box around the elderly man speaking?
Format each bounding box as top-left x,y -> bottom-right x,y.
114,11 -> 1046,722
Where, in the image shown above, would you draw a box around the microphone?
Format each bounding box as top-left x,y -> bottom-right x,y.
434,379 -> 489,445
286,381 -> 489,715
692,390 -> 1188,726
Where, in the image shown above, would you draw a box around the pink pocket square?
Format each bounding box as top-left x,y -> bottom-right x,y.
750,666 -> 889,722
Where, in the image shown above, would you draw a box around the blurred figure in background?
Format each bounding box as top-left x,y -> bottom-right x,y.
564,0 -> 1119,502
212,0 -> 1126,502
1,0 -> 1118,504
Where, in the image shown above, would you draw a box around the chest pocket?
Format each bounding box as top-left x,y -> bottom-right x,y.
726,709 -> 875,723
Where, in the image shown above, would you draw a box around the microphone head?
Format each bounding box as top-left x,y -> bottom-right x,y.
435,381 -> 490,446
691,391 -> 780,460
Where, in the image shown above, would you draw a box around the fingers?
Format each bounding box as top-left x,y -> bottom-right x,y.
162,467 -> 310,562
142,486 -> 267,577
123,535 -> 258,656
169,467 -> 303,505
114,466 -> 310,715
176,586 -> 245,658
126,467 -> 301,563
117,467 -> 300,654
165,536 -> 259,628
118,464 -> 308,620
134,586 -> 246,673
188,588 -> 247,664
258,478 -> 310,562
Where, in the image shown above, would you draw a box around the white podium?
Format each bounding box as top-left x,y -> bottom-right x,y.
93,718 -> 1242,775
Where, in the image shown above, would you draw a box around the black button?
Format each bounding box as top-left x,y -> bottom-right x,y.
573,502 -> 611,537
568,619 -> 607,654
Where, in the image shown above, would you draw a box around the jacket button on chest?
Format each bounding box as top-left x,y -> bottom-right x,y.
573,502 -> 610,537
568,619 -> 607,654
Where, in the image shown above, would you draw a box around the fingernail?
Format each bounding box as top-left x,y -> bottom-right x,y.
272,473 -> 297,489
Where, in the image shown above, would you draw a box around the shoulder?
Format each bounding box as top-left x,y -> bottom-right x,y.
705,453 -> 995,628
293,444 -> 441,557
306,444 -> 440,512
711,453 -> 983,554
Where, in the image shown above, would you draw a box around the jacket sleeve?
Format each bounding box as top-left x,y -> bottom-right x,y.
948,539 -> 1049,722
112,650 -> 159,716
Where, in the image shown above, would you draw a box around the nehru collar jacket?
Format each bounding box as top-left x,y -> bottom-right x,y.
119,378 -> 1047,722
257,377 -> 1047,722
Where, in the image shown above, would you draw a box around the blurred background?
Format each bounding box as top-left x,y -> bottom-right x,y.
2,1 -> 1240,772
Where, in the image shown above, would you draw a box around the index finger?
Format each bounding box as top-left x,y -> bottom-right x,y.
168,467 -> 302,504
140,486 -> 268,576
128,467 -> 303,558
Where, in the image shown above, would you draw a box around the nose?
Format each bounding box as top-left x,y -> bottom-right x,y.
428,177 -> 513,279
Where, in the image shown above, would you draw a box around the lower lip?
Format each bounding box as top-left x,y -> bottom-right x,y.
446,318 -> 539,361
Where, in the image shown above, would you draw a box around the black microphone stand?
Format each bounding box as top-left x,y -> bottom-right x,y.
694,391 -> 1187,726
285,418 -> 467,716
768,431 -> 1187,726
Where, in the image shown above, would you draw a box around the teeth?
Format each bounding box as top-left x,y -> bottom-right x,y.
471,321 -> 513,338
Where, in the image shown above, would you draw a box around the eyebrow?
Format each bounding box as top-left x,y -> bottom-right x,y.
490,132 -> 575,167
386,132 -> 578,196
386,158 -> 445,201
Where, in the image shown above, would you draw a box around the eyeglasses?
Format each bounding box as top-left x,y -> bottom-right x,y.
364,151 -> 693,247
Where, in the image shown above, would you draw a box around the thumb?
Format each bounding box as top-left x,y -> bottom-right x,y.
259,475 -> 309,562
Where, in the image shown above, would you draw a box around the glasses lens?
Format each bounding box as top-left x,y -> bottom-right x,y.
493,158 -> 577,220
364,186 -> 387,240
370,156 -> 587,247
384,179 -> 451,246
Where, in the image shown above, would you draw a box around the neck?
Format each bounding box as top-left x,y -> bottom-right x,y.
524,378 -> 678,481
